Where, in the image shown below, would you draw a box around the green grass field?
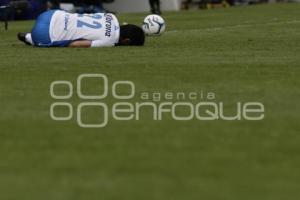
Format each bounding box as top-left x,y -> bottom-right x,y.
1,3 -> 300,200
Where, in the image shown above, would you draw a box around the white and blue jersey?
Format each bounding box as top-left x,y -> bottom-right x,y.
31,10 -> 120,47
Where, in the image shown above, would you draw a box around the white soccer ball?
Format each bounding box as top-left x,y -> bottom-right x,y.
142,15 -> 166,36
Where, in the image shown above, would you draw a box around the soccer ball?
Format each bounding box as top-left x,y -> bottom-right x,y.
142,15 -> 166,36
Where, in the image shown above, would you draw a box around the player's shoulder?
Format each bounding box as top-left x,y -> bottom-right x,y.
104,13 -> 120,29
108,13 -> 118,19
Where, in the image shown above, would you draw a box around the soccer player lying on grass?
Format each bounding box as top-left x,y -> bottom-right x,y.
18,10 -> 145,48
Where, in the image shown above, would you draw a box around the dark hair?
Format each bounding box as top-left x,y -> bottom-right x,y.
119,24 -> 145,46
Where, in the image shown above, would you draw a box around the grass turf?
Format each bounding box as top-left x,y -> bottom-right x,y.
0,3 -> 300,200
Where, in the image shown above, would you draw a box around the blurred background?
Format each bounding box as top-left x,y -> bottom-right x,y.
0,0 -> 299,20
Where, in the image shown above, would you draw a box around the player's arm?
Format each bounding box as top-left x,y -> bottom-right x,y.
68,40 -> 114,48
68,40 -> 92,48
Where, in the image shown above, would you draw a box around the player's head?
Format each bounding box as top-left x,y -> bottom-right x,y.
118,24 -> 145,46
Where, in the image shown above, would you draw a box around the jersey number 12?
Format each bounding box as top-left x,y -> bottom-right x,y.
77,14 -> 102,29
